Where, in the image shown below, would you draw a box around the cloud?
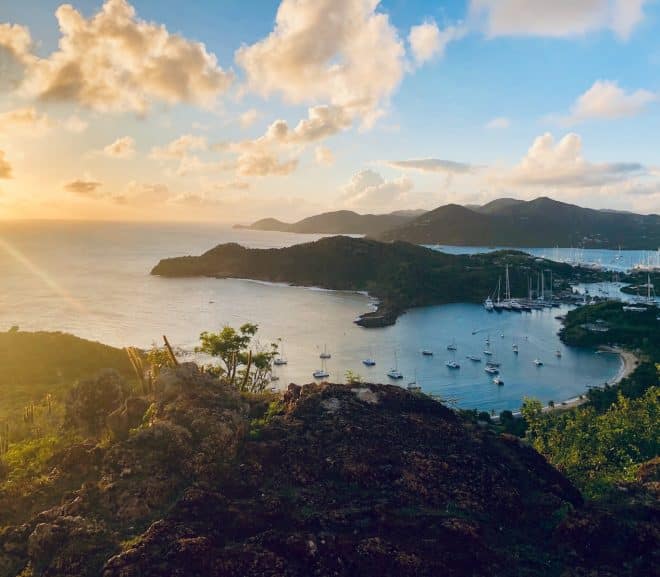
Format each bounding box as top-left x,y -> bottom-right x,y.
485,116 -> 510,129
498,132 -> 644,188
103,136 -> 136,159
0,107 -> 52,136
236,152 -> 298,177
239,109 -> 259,127
386,158 -> 474,174
0,151 -> 12,179
340,169 -> 413,210
564,80 -> 657,124
235,0 -> 405,126
63,114 -> 88,133
408,21 -> 466,65
315,146 -> 334,166
150,134 -> 207,160
212,180 -> 250,192
8,0 -> 232,113
470,0 -> 649,40
63,178 -> 103,196
118,181 -> 169,204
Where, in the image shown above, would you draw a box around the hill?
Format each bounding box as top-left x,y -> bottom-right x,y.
151,236 -> 604,326
377,197 -> 660,249
1,365 -> 657,576
235,210 -> 421,236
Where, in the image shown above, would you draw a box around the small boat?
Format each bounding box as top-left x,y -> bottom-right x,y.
485,366 -> 499,375
421,349 -> 434,356
445,360 -> 460,369
484,296 -> 494,311
555,350 -> 562,358
447,340 -> 457,351
483,350 -> 493,356
533,359 -> 544,366
512,344 -> 519,354
319,344 -> 331,359
274,339 -> 288,365
486,361 -> 501,367
466,355 -> 481,362
387,352 -> 403,379
362,358 -> 376,366
312,369 -> 329,379
270,375 -> 280,382
493,377 -> 504,386
407,370 -> 421,392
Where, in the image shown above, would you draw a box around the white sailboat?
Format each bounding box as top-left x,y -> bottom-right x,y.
313,357 -> 329,379
407,369 -> 421,392
387,351 -> 403,380
362,346 -> 376,366
273,338 -> 288,366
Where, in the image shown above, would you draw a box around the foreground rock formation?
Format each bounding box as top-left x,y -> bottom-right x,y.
1,365 -> 657,576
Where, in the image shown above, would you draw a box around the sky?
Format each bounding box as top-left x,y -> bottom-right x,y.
1,0 -> 660,222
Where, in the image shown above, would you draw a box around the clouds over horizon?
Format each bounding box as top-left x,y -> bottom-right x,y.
386,158 -> 475,174
0,151 -> 13,179
340,169 -> 413,211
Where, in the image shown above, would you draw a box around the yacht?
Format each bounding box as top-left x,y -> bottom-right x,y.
319,344 -> 331,359
312,369 -> 329,379
421,349 -> 434,356
486,360 -> 501,367
485,366 -> 499,375
274,339 -> 288,365
362,358 -> 376,367
484,296 -> 494,311
493,377 -> 504,386
387,352 -> 403,380
512,344 -> 519,354
445,360 -> 460,369
533,359 -> 544,366
555,350 -> 562,358
447,340 -> 457,351
483,349 -> 494,356
466,355 -> 481,362
407,370 -> 422,392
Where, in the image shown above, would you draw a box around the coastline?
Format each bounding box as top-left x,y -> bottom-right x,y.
538,346 -> 639,415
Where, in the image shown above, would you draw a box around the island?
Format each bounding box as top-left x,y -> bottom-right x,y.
151,235 -> 606,327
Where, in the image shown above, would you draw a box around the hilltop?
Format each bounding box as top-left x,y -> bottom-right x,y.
234,209 -> 423,236
151,236 -> 604,327
377,197 -> 660,249
1,363 -> 657,576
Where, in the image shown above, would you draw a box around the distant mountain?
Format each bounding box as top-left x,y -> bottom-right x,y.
377,197 -> 660,249
234,210 -> 423,236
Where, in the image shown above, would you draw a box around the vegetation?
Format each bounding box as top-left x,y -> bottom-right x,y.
197,323 -> 278,392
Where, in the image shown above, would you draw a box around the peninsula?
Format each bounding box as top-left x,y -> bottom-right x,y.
151,236 -> 604,327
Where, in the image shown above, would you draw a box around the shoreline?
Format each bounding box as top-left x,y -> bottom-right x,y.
539,346 -> 639,415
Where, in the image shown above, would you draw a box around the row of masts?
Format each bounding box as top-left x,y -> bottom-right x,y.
485,265 -> 557,311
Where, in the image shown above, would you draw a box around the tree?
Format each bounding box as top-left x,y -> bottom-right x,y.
521,397 -> 544,439
197,324 -> 277,392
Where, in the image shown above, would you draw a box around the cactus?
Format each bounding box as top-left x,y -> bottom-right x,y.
23,403 -> 35,424
162,335 -> 179,367
126,347 -> 149,393
46,393 -> 53,415
0,422 -> 9,456
241,350 -> 253,391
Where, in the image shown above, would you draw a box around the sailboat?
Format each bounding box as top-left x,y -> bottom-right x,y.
447,339 -> 457,351
533,359 -> 544,366
387,352 -> 403,380
319,344 -> 331,359
512,343 -> 519,354
493,376 -> 504,386
313,357 -> 329,379
273,338 -> 288,365
421,349 -> 434,356
407,369 -> 421,393
362,346 -> 376,366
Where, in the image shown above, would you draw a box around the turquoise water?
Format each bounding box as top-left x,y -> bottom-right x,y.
0,221 -> 622,412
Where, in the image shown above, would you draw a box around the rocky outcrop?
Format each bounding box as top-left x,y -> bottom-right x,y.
1,375 -> 657,576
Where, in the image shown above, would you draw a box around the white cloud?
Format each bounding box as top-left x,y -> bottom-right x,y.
408,21 -> 466,65
485,116 -> 510,129
0,151 -> 12,179
565,80 -> 657,124
386,158 -> 474,174
235,0 -> 405,126
118,181 -> 170,204
498,132 -> 644,188
150,134 -> 208,160
5,0 -> 232,113
236,152 -> 298,177
62,114 -> 88,133
470,0 -> 650,40
340,169 -> 413,210
315,146 -> 334,166
103,136 -> 136,159
212,180 -> 250,192
239,108 -> 259,128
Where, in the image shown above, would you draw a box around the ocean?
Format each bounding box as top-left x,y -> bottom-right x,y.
0,220 -> 625,413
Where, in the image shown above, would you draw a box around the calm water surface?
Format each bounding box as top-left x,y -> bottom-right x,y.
0,221 -> 622,412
